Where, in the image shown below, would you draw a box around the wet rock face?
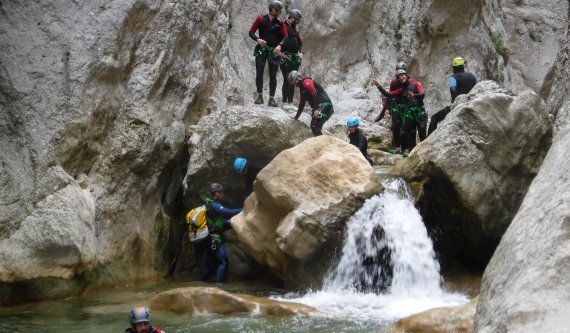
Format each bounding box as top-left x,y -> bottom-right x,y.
393,81 -> 552,269
231,136 -> 382,288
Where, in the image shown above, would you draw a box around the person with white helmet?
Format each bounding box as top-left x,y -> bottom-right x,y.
249,1 -> 288,107
233,157 -> 263,197
428,56 -> 478,136
280,9 -> 304,107
346,117 -> 373,165
125,307 -> 165,333
288,70 -> 334,136
199,183 -> 242,283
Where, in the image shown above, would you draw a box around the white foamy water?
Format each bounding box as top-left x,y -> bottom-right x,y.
276,178 -> 468,322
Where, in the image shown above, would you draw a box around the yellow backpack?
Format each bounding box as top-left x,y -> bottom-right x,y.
185,205 -> 209,243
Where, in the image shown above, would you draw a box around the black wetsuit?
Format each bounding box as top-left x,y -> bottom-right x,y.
348,129 -> 373,165
249,14 -> 288,97
280,21 -> 303,103
294,78 -> 334,136
390,79 -> 426,151
428,67 -> 477,135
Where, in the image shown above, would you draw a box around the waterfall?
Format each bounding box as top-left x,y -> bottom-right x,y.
280,176 -> 467,322
324,177 -> 443,297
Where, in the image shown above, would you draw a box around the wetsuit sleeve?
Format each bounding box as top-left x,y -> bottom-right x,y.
249,16 -> 263,41
357,132 -> 367,151
375,83 -> 391,97
278,20 -> 288,45
295,91 -> 307,119
302,80 -> 317,96
210,202 -> 243,218
389,87 -> 403,96
448,76 -> 458,102
298,35 -> 304,53
412,80 -> 425,98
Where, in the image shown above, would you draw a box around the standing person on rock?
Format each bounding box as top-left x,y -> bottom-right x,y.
428,56 -> 478,136
289,70 -> 334,136
389,68 -> 427,154
249,0 -> 288,107
199,183 -> 242,284
125,307 -> 165,333
280,9 -> 304,108
347,117 -> 373,165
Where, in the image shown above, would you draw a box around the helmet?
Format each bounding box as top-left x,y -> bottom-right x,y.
347,117 -> 359,127
129,307 -> 150,325
268,1 -> 283,11
288,9 -> 302,20
396,68 -> 407,76
288,70 -> 300,84
396,62 -> 407,70
233,157 -> 247,174
209,183 -> 224,194
452,57 -> 465,67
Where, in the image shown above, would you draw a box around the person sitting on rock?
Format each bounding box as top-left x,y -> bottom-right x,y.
289,70 -> 334,136
347,116 -> 373,165
199,183 -> 242,283
428,56 -> 478,136
389,68 -> 427,154
280,9 -> 304,108
233,157 -> 263,197
125,307 -> 165,333
249,0 -> 287,107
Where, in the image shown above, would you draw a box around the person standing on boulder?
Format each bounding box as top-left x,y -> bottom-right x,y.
280,9 -> 304,108
233,157 -> 263,197
125,307 -> 165,333
199,183 -> 242,284
347,117 -> 373,165
249,1 -> 288,107
289,70 -> 334,136
428,56 -> 477,136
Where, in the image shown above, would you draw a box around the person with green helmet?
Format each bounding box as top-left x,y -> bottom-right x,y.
280,9 -> 304,107
347,117 -> 373,165
125,307 -> 165,333
289,70 -> 334,136
249,0 -> 288,107
233,157 -> 263,197
428,56 -> 477,136
199,183 -> 242,283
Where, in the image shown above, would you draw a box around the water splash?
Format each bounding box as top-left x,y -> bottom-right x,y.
278,177 -> 468,321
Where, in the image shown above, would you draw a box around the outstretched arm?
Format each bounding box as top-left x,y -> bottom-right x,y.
209,202 -> 242,218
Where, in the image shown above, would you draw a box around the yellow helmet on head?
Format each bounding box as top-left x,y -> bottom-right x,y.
452,57 -> 465,67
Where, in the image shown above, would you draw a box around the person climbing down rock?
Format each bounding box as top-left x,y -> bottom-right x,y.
249,0 -> 288,107
289,70 -> 334,136
199,183 -> 242,283
233,157 -> 263,197
389,68 -> 427,154
347,116 -> 373,165
280,9 -> 303,108
125,307 -> 166,333
428,56 -> 477,136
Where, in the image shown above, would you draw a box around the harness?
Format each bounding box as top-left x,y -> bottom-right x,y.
390,103 -> 426,126
253,45 -> 281,65
280,51 -> 301,67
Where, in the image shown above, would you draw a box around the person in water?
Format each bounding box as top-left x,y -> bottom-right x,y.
125,307 -> 165,333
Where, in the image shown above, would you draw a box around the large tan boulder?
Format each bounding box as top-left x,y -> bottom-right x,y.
149,287 -> 315,316
391,297 -> 478,333
392,81 -> 552,269
232,135 -> 382,288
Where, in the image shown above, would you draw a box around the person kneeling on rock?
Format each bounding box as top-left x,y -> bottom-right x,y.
125,307 -> 165,333
199,183 -> 243,283
289,70 -> 334,136
347,117 -> 373,165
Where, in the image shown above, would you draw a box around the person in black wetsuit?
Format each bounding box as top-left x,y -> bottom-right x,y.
233,157 -> 263,197
428,56 -> 477,136
249,1 -> 288,107
347,116 -> 373,165
280,9 -> 304,107
289,70 -> 334,136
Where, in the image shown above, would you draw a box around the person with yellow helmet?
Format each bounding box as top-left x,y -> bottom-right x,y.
428,57 -> 478,136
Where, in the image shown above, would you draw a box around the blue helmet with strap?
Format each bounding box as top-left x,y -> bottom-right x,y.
233,157 -> 247,174
347,117 -> 359,127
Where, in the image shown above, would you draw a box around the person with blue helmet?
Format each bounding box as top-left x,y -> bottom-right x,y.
125,307 -> 165,333
233,157 -> 263,197
199,183 -> 242,283
347,117 -> 373,165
